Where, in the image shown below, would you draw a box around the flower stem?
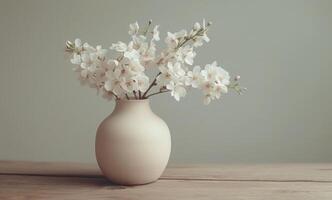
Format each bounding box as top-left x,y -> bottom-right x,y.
142,72 -> 161,98
146,89 -> 170,98
133,91 -> 138,99
111,91 -> 119,100
176,28 -> 206,50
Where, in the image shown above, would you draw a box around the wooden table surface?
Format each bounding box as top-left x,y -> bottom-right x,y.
1,161 -> 332,199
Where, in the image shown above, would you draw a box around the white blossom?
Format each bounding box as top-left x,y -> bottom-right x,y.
175,46 -> 196,65
96,45 -> 107,58
128,22 -> 139,35
65,20 -> 243,103
74,38 -> 83,51
193,19 -> 210,47
110,41 -> 127,52
152,25 -> 160,41
157,62 -> 185,87
166,81 -> 186,101
186,66 -> 202,88
131,35 -> 147,51
120,78 -> 136,92
199,62 -> 231,104
106,59 -> 119,71
133,74 -> 149,92
70,54 -> 81,65
165,32 -> 178,49
104,71 -> 125,96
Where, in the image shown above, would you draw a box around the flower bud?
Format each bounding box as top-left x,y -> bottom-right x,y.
234,75 -> 240,81
66,40 -> 74,49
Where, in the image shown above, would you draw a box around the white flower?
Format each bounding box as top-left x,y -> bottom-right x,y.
93,67 -> 108,88
202,61 -> 230,86
157,62 -> 185,86
79,52 -> 100,78
83,42 -> 95,52
96,45 -> 107,58
157,62 -> 187,102
134,74 -> 149,91
165,32 -> 178,49
120,78 -> 136,92
106,59 -> 119,71
113,65 -> 132,79
216,67 -> 230,86
193,19 -> 210,47
152,25 -> 160,41
69,38 -> 84,66
175,46 -> 196,65
123,49 -> 139,61
157,65 -> 172,86
128,22 -> 139,35
186,66 -> 202,88
170,62 -> 186,80
104,71 -> 125,96
110,41 -> 127,52
131,35 -> 147,51
201,80 -> 214,95
214,83 -> 228,98
80,62 -> 96,78
201,61 -> 219,81
166,81 -> 186,101
130,59 -> 145,72
70,54 -> 81,65
184,51 -> 196,65
199,62 -> 231,104
74,38 -> 83,51
75,38 -> 81,47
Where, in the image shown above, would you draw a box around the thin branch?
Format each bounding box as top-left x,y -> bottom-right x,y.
146,89 -> 170,98
175,28 -> 207,50
133,91 -> 138,99
125,94 -> 130,100
111,91 -> 119,100
139,91 -> 142,99
142,20 -> 152,36
142,72 -> 161,98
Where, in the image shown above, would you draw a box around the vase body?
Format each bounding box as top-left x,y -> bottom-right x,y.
95,99 -> 171,185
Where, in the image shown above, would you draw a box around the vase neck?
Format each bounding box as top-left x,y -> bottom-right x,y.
113,99 -> 151,114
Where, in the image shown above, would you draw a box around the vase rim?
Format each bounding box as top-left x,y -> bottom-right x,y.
116,99 -> 150,103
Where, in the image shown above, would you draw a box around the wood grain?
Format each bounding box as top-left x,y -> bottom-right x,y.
1,160 -> 332,182
1,161 -> 332,199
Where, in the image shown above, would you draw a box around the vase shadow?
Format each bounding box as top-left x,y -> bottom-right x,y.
54,175 -> 130,189
11,174 -> 131,190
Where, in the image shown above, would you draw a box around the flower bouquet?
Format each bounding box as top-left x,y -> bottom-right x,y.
65,20 -> 245,104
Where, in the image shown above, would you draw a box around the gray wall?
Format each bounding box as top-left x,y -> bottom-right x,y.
0,0 -> 331,164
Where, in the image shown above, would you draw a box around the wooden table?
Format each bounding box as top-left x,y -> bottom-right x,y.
1,161 -> 332,199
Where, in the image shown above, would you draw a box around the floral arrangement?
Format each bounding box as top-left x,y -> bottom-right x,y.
65,20 -> 245,104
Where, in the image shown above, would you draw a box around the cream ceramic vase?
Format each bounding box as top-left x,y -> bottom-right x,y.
95,99 -> 171,185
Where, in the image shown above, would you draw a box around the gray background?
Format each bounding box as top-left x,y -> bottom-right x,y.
0,0 -> 331,164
